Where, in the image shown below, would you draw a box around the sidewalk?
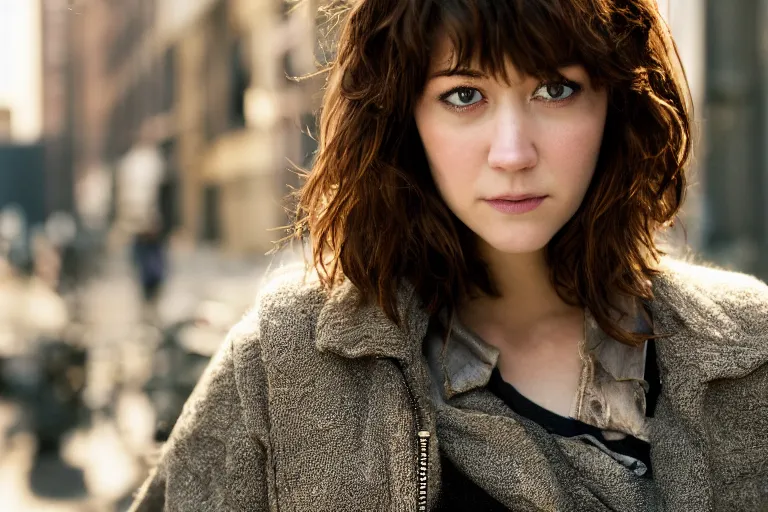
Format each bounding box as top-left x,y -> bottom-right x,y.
0,243 -> 299,511
81,243 -> 291,338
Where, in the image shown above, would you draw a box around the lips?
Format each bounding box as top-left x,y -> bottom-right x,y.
486,194 -> 545,202
484,195 -> 547,214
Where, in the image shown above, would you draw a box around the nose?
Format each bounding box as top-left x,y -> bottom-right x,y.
487,107 -> 538,172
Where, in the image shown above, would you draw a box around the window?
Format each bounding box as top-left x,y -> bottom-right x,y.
228,38 -> 249,129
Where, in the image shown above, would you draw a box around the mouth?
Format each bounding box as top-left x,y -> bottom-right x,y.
487,194 -> 546,202
484,195 -> 547,214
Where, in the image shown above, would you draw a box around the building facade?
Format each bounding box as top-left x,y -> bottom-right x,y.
40,0 -> 76,214
61,0 -> 321,255
171,0 -> 321,254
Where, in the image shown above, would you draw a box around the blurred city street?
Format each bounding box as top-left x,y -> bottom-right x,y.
0,2 -> 317,508
0,243 -> 278,511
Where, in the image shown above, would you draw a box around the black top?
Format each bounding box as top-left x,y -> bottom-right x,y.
435,341 -> 660,510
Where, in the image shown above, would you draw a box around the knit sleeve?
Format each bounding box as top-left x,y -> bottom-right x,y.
128,318 -> 273,511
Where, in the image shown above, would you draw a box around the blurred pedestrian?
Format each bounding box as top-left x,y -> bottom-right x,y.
131,1 -> 768,511
117,121 -> 171,322
131,218 -> 166,314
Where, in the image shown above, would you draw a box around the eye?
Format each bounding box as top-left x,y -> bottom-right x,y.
441,87 -> 484,108
532,81 -> 581,102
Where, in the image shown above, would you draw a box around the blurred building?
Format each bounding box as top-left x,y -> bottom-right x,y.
0,0 -> 43,143
59,0 -> 321,256
659,0 -> 706,254
40,0 -> 76,214
66,0 -> 176,240
168,0 -> 321,254
702,0 -> 768,280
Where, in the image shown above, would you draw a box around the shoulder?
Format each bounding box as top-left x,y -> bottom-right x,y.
652,257 -> 768,341
655,257 -> 768,309
226,262 -> 328,358
252,262 -> 328,321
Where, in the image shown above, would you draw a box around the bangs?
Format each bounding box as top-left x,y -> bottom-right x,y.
428,0 -> 613,82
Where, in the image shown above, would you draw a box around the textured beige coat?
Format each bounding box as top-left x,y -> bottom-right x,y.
129,259 -> 768,511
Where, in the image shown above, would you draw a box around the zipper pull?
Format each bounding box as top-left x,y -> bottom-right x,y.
417,431 -> 431,511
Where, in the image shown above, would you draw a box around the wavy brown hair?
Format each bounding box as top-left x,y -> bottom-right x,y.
290,0 -> 690,346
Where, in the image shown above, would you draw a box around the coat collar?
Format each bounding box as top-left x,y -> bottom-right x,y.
313,259 -> 768,386
314,277 -> 431,362
314,275 -> 653,373
649,259 -> 768,390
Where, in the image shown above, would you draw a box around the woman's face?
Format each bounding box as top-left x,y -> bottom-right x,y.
414,38 -> 609,255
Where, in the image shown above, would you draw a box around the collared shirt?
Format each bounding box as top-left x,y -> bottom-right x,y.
425,295 -> 655,451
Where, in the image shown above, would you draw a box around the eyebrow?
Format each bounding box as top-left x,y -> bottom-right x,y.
428,67 -> 488,80
429,61 -> 585,81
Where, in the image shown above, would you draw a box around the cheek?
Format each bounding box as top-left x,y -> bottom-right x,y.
545,112 -> 605,187
417,118 -> 484,197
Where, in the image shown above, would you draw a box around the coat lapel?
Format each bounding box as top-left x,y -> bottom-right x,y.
314,277 -> 430,362
648,260 -> 768,510
649,260 -> 768,414
312,277 -> 442,509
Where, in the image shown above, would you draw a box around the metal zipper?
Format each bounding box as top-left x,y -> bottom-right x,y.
416,430 -> 430,511
391,359 -> 431,511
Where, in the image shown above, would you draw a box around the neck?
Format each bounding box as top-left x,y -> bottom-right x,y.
460,243 -> 578,335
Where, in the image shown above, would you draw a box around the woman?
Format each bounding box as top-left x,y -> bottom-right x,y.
130,0 -> 768,510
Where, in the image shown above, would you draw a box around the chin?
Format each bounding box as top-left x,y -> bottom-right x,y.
481,231 -> 552,255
